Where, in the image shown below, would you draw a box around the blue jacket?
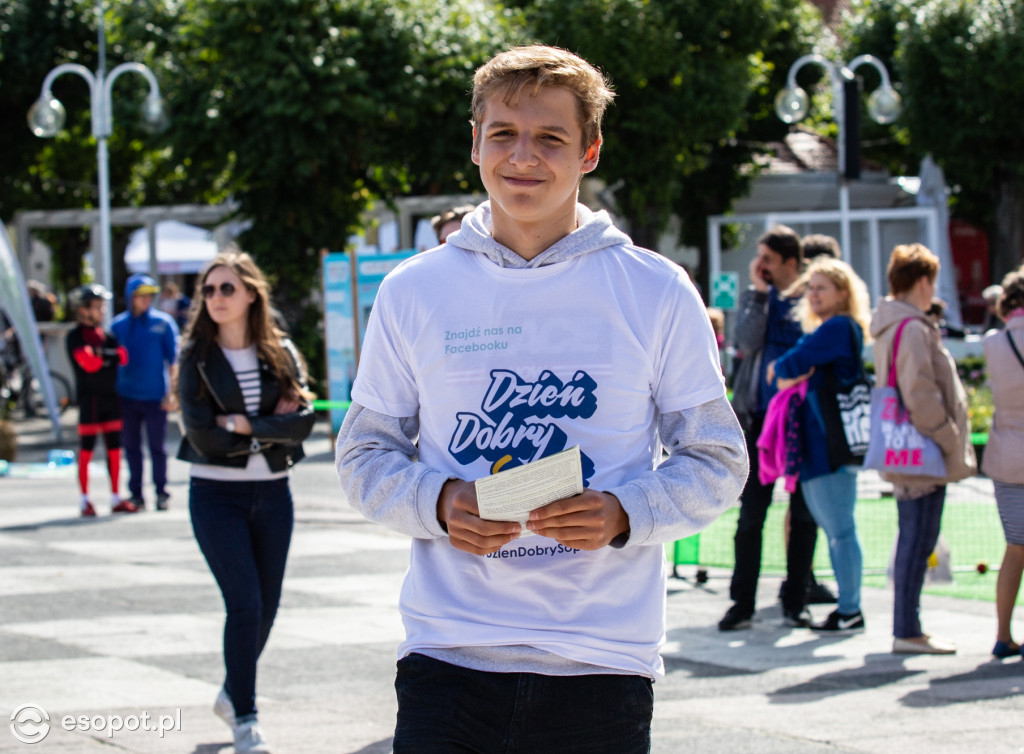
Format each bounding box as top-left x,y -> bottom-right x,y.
111,276 -> 179,402
756,290 -> 804,413
773,315 -> 864,481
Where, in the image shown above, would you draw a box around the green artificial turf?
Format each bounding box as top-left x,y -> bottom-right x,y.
668,496 -> 1022,604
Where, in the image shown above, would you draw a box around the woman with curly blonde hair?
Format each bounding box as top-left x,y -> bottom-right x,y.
767,258 -> 872,632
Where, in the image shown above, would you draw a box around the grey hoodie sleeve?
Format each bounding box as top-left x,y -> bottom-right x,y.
334,402 -> 450,539
607,394 -> 747,547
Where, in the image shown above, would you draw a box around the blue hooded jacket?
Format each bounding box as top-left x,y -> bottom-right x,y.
110,274 -> 179,401
773,315 -> 865,481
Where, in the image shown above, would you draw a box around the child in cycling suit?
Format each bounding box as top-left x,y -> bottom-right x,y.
65,285 -> 138,517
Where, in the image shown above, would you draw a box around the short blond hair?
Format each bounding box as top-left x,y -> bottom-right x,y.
472,45 -> 615,154
786,257 -> 873,342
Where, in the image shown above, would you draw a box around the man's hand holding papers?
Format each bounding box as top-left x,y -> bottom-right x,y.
437,446 -> 630,555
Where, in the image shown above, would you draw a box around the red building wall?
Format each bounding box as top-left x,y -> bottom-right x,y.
950,219 -> 990,325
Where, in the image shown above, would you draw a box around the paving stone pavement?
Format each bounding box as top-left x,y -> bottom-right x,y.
1,413 -> 1021,753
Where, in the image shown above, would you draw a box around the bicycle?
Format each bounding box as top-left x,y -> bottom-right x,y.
0,333 -> 73,419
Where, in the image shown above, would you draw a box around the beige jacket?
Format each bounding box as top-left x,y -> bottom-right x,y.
870,298 -> 977,499
981,317 -> 1024,484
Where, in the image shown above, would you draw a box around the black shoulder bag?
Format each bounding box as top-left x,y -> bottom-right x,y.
820,318 -> 873,470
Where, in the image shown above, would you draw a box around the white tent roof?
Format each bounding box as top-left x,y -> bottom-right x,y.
124,220 -> 217,275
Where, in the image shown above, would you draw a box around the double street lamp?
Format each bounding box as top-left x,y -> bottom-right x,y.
774,54 -> 901,258
27,2 -> 166,324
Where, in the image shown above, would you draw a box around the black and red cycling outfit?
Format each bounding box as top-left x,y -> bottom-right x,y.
67,324 -> 128,430
66,324 -> 129,503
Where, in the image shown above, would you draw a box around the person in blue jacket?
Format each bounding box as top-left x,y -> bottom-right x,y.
111,274 -> 179,510
768,257 -> 872,632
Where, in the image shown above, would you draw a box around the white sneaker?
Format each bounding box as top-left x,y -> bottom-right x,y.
892,634 -> 957,655
233,718 -> 271,753
214,687 -> 234,728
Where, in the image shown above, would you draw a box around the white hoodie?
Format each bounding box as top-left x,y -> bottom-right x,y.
336,202 -> 746,677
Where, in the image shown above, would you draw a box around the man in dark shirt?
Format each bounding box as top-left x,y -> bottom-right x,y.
721,225 -> 825,630
66,285 -> 138,517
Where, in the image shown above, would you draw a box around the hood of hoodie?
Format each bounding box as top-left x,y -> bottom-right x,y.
124,274 -> 160,305
870,297 -> 928,341
445,201 -> 633,268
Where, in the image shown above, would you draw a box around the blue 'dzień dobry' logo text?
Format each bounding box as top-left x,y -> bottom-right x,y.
448,368 -> 596,483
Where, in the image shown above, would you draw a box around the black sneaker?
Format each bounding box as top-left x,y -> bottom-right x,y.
811,609 -> 865,633
128,496 -> 146,511
806,581 -> 838,605
782,607 -> 812,628
718,604 -> 753,632
156,492 -> 170,511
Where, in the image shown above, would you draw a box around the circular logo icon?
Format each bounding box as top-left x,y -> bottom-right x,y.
10,704 -> 50,744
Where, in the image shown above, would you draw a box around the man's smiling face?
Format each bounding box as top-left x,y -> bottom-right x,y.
472,85 -> 599,239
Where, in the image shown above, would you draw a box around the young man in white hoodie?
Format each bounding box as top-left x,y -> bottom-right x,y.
336,45 -> 747,753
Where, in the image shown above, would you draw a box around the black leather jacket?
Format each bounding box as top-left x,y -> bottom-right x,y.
176,339 -> 315,472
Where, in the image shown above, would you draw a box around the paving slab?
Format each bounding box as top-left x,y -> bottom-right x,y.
1,412 -> 1021,753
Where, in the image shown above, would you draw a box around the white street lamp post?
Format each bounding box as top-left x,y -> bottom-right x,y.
27,4 -> 165,325
774,54 -> 901,260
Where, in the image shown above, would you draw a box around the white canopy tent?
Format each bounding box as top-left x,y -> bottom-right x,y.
124,220 -> 218,275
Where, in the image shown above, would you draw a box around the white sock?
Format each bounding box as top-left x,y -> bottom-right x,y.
111,492 -> 121,505
80,494 -> 90,511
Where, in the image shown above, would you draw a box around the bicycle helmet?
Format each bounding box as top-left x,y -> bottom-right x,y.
68,283 -> 112,310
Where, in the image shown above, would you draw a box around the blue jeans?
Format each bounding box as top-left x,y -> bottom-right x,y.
190,477 -> 293,719
120,397 -> 168,498
893,487 -> 946,638
800,467 -> 863,615
393,653 -> 653,753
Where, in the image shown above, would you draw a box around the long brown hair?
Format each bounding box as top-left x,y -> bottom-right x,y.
181,247 -> 312,401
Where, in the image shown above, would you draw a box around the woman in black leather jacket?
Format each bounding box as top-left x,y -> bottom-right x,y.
176,248 -> 314,754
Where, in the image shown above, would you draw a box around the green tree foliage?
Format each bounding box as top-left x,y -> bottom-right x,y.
0,1 -> 203,295
843,0 -> 1024,281
1,0 -> 516,349
835,0 -> 918,177
155,0 -> 513,285
513,0 -> 816,258
666,0 -> 820,262
0,0 -> 96,218
897,0 -> 1024,281
5,0 -> 821,321
141,0 -> 517,368
0,1 -> 110,293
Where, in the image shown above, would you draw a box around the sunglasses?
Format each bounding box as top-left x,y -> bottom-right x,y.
201,282 -> 237,300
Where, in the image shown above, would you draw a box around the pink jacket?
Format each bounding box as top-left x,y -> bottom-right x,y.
757,382 -> 808,492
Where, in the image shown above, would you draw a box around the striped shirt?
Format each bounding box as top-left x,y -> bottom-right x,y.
234,360 -> 261,416
219,345 -> 261,416
189,344 -> 286,482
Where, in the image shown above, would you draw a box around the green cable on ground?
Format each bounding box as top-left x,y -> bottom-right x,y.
312,400 -> 352,410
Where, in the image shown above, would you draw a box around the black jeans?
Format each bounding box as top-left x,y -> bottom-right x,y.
190,476 -> 293,719
394,653 -> 653,753
730,415 -> 818,613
